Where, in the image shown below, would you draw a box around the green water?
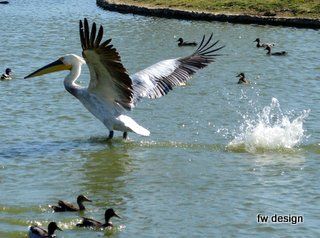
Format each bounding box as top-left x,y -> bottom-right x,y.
0,0 -> 319,237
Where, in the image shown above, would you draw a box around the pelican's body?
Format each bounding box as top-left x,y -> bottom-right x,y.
25,18 -> 223,139
60,57 -> 149,138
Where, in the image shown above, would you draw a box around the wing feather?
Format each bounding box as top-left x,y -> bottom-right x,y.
131,34 -> 224,102
80,18 -> 133,110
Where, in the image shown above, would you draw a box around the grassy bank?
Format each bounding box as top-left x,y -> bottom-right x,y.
109,0 -> 320,18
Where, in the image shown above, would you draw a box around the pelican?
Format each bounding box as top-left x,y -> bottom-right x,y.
25,18 -> 224,139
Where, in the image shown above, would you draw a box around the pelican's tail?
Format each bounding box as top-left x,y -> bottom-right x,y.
118,115 -> 150,136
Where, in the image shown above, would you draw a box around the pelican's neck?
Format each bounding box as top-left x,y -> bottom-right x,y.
64,62 -> 82,96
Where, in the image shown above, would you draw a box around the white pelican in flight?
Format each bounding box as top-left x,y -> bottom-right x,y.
25,18 -> 224,139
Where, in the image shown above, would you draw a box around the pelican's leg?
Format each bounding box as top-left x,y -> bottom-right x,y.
108,131 -> 114,139
123,132 -> 128,140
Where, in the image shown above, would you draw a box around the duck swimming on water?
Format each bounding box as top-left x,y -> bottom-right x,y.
254,38 -> 275,48
1,68 -> 12,80
265,45 -> 287,56
28,222 -> 62,238
50,194 -> 92,212
24,18 -> 223,140
177,37 -> 197,46
76,208 -> 121,229
236,73 -> 249,84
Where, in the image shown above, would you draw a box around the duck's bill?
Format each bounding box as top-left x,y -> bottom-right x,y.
24,59 -> 70,79
114,212 -> 121,219
85,197 -> 92,202
57,226 -> 63,231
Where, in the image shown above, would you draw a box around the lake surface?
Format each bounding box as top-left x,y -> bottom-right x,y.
1,0 -> 320,237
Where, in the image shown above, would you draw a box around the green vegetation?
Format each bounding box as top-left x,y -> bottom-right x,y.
113,0 -> 320,18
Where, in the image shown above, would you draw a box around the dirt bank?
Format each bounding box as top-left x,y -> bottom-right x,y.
96,0 -> 320,29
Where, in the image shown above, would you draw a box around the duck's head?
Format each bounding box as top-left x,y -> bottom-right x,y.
177,38 -> 183,43
77,194 -> 92,203
5,68 -> 12,75
254,38 -> 260,43
105,208 -> 121,221
236,73 -> 245,78
24,54 -> 85,79
47,222 -> 62,235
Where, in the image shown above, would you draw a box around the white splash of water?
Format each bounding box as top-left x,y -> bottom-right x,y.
228,98 -> 310,152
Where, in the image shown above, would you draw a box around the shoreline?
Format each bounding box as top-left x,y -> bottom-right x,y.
96,0 -> 320,29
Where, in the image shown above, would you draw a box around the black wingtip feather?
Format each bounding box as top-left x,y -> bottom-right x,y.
95,25 -> 103,48
84,18 -> 90,49
79,20 -> 85,50
90,22 -> 97,48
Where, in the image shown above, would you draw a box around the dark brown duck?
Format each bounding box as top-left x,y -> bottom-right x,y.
50,194 -> 92,212
177,37 -> 197,46
265,45 -> 287,56
76,208 -> 121,228
28,221 -> 62,238
236,73 -> 249,84
254,38 -> 275,48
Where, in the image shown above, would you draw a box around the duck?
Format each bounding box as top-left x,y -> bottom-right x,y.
264,45 -> 287,56
254,38 -> 275,48
50,194 -> 92,212
76,208 -> 121,229
236,73 -> 249,84
1,68 -> 12,80
28,221 -> 62,238
177,37 -> 197,47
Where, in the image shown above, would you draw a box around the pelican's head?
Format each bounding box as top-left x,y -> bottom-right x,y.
24,54 -> 85,79
254,38 -> 260,43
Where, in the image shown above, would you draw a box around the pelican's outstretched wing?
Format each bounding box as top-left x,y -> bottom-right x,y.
131,34 -> 224,103
80,18 -> 133,110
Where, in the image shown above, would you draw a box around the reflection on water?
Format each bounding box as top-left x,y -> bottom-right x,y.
80,146 -> 132,207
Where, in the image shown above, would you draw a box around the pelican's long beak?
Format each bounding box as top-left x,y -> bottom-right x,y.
114,212 -> 121,219
57,226 -> 63,231
24,59 -> 71,79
